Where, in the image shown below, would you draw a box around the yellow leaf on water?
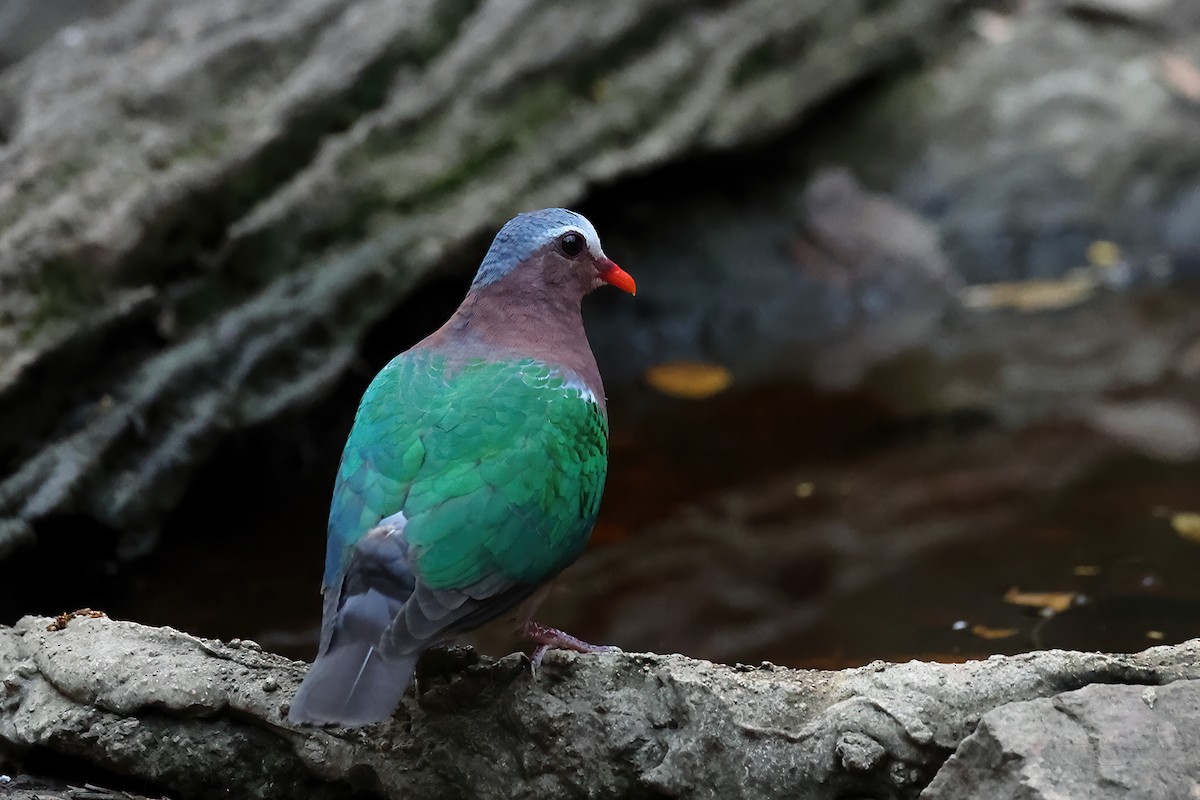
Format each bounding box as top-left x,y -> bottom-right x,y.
960,271 -> 1097,313
1003,588 -> 1076,613
1146,630 -> 1166,641
1171,512 -> 1200,542
795,482 -> 815,498
1073,565 -> 1101,577
1086,240 -> 1121,268
644,361 -> 733,400
971,624 -> 1019,640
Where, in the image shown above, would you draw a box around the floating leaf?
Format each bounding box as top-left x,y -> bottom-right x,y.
960,271 -> 1097,312
971,624 -> 1019,640
1003,588 -> 1076,613
795,482 -> 815,499
644,361 -> 733,400
1086,240 -> 1121,268
1146,630 -> 1166,641
1073,565 -> 1101,577
1171,512 -> 1200,543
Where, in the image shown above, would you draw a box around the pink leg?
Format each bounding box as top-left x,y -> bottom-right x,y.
524,621 -> 621,670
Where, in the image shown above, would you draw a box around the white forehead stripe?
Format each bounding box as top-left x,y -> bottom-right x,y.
472,209 -> 606,288
540,221 -> 604,260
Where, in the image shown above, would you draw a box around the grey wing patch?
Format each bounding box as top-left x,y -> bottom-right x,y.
341,512 -> 417,600
335,513 -> 541,660
382,578 -> 543,658
320,512 -> 415,655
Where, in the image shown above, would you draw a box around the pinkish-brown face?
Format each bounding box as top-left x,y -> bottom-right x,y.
548,227 -> 636,296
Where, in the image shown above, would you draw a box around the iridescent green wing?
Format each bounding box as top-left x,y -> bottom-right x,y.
325,350 -> 608,602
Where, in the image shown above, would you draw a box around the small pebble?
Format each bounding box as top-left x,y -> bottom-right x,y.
241,639 -> 263,652
262,678 -> 279,693
229,639 -> 243,648
889,761 -> 919,787
759,661 -> 776,671
837,731 -> 885,772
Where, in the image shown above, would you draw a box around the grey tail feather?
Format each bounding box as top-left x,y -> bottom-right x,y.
288,642 -> 416,727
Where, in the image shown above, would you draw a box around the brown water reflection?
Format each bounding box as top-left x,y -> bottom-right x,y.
556,395 -> 1200,669
106,379 -> 1200,671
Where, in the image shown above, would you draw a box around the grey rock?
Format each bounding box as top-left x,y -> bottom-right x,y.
1088,399 -> 1200,461
922,679 -> 1200,799
1055,0 -> 1191,26
875,2 -> 1200,285
837,731 -> 887,772
0,0 -> 126,70
2,615 -> 1200,799
0,773 -> 162,800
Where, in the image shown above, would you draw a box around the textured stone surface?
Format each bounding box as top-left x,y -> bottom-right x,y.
861,0 -> 1200,284
922,680 -> 1200,799
2,615 -> 1200,799
0,775 -> 162,800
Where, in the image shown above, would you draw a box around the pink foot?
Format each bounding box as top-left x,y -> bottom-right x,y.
523,621 -> 621,671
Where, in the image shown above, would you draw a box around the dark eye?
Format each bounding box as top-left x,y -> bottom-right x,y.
558,232 -> 585,259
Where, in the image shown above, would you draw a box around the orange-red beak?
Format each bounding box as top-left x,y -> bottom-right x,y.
597,258 -> 636,295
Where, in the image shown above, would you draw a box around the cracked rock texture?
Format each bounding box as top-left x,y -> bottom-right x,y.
922,680 -> 1200,799
1,615 -> 1199,799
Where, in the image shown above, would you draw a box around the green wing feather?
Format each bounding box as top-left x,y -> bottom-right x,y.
325,349 -> 608,595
